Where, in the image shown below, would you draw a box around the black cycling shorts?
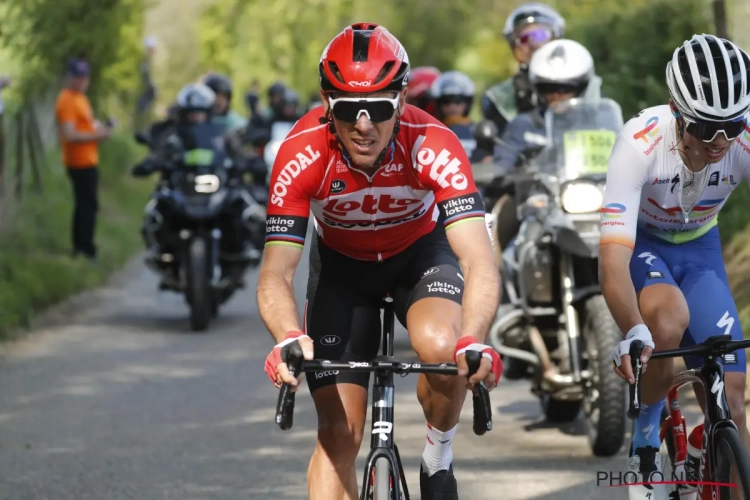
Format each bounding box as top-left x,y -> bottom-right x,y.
304,222 -> 464,393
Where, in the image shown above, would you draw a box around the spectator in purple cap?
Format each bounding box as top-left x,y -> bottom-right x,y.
54,57 -> 112,263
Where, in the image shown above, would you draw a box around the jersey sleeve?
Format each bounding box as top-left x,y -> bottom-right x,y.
55,94 -> 75,124
599,134 -> 649,250
410,125 -> 486,231
265,130 -> 324,250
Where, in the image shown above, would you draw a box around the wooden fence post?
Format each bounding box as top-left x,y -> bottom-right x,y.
25,108 -> 43,193
13,110 -> 24,200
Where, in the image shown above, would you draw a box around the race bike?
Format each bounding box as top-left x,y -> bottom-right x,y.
475,97 -> 628,457
133,123 -> 266,331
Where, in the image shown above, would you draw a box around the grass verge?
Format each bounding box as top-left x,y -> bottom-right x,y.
0,132 -> 152,339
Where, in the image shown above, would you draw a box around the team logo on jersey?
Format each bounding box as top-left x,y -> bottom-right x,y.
270,145 -> 322,207
633,116 -> 659,143
601,203 -> 626,219
411,135 -> 468,190
721,175 -> 737,186
330,179 -> 347,193
669,174 -> 679,193
708,171 -> 719,186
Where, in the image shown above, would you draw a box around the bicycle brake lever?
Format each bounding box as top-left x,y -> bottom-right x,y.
275,342 -> 304,430
627,339 -> 644,420
465,350 -> 492,435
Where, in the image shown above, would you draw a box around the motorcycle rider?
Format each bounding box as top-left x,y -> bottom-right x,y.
481,3 -> 565,137
406,66 -> 441,117
490,39 -> 599,379
203,72 -> 248,132
430,70 -> 490,162
133,83 -> 261,275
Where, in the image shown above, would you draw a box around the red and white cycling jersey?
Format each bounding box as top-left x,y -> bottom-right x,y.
264,105 -> 486,261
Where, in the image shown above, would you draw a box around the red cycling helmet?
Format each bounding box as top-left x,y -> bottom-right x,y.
406,66 -> 441,116
407,67 -> 441,100
319,23 -> 410,94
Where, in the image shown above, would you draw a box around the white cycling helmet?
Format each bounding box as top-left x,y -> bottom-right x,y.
176,83 -> 216,112
430,71 -> 476,99
503,3 -> 565,45
529,39 -> 594,92
666,34 -> 750,122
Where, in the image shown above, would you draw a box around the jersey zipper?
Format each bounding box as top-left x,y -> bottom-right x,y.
677,163 -> 710,225
347,164 -> 382,262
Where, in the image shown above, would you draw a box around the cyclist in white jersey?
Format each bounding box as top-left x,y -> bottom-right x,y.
601,34 -> 750,500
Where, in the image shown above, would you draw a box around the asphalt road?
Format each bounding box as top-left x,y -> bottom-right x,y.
0,240 -> 689,499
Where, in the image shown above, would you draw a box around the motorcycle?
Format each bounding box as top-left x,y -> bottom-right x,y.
262,120 -> 295,179
133,124 -> 266,331
474,97 -> 628,457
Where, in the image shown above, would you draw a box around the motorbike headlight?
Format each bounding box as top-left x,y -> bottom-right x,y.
561,181 -> 603,214
194,174 -> 221,193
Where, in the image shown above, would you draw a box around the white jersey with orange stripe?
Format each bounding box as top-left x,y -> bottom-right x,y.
599,104 -> 750,249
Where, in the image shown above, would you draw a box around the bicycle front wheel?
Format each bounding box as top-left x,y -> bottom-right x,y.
714,426 -> 750,499
373,456 -> 394,500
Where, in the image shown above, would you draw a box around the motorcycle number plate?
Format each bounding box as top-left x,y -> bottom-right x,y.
563,130 -> 616,176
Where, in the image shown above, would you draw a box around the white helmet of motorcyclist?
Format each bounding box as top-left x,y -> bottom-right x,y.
529,39 -> 594,98
176,83 -> 216,112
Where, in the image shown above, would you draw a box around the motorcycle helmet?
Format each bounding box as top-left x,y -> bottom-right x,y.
406,66 -> 441,115
528,39 -> 593,99
203,72 -> 233,101
175,83 -> 216,123
667,34 -> 750,122
503,3 -> 565,48
430,71 -> 475,116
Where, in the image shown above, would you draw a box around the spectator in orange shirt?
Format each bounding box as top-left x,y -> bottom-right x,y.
55,58 -> 112,262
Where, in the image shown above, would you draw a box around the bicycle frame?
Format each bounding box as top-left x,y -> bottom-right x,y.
359,297 -> 410,500
653,354 -> 737,497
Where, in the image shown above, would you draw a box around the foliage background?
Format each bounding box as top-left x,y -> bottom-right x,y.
2,0 -> 750,332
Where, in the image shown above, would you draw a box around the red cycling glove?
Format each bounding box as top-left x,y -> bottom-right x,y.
454,336 -> 503,384
264,331 -> 310,384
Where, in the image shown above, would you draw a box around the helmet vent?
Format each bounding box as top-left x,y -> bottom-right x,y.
352,30 -> 372,62
374,61 -> 395,84
327,61 -> 347,84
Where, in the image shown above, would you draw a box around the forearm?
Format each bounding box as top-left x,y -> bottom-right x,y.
600,255 -> 644,336
65,131 -> 103,143
460,261 -> 501,342
257,269 -> 302,343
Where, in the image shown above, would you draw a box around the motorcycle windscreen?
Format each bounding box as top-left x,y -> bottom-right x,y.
541,98 -> 624,182
263,121 -> 295,172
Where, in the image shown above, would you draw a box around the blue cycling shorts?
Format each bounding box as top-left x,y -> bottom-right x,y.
629,226 -> 745,373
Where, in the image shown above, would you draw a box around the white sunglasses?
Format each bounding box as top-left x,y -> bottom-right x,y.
328,95 -> 400,123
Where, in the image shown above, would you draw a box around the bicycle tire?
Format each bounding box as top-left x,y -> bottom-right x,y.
713,426 -> 750,499
373,456 -> 393,500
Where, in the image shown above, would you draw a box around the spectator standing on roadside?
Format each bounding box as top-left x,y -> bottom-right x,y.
135,36 -> 158,132
55,58 -> 112,263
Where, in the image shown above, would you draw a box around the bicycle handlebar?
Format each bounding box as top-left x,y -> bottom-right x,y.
627,334 -> 750,419
275,343 -> 493,436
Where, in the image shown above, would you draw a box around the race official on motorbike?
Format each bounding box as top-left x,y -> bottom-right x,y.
430,71 -> 491,162
203,72 -> 248,132
406,66 -> 441,117
492,39 -> 598,268
496,39 -> 598,170
481,3 -> 565,136
132,83 -> 261,262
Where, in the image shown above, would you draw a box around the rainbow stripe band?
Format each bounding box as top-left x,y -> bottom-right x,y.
444,211 -> 486,230
265,234 -> 305,249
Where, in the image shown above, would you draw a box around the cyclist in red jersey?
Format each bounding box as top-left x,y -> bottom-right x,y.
258,23 -> 501,500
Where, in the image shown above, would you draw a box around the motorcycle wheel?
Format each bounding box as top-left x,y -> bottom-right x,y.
582,294 -> 627,457
187,237 -> 213,332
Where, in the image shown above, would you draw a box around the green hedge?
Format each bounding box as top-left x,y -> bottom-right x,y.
0,134 -> 151,338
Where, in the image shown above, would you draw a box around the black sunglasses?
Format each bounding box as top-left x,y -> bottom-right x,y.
682,114 -> 746,142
